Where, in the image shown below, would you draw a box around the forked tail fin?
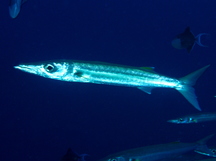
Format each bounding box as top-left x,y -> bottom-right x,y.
195,134 -> 216,157
178,65 -> 210,111
195,33 -> 210,47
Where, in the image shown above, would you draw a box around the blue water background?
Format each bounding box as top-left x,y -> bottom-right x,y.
0,0 -> 216,161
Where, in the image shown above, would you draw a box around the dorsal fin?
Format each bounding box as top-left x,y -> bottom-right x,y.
140,67 -> 155,71
184,27 -> 191,34
140,67 -> 157,74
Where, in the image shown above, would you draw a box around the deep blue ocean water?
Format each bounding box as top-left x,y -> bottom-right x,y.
1,0 -> 216,161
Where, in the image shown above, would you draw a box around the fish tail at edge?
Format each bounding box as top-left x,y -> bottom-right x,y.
195,33 -> 210,47
195,134 -> 216,157
177,65 -> 210,111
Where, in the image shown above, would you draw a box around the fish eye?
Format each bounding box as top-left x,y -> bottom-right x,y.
211,149 -> 216,153
178,118 -> 184,122
44,64 -> 56,73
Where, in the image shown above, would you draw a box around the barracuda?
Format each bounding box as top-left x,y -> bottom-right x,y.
98,134 -> 216,161
14,60 -> 210,111
168,112 -> 216,124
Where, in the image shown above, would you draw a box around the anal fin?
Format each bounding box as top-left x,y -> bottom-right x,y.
138,87 -> 154,94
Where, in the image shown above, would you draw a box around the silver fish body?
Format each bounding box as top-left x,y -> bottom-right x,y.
14,60 -> 210,111
168,113 -> 216,124
15,61 -> 179,87
98,135 -> 216,161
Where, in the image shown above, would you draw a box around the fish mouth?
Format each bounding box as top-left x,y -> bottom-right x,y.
14,65 -> 39,75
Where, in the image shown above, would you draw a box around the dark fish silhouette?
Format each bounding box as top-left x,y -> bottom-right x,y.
172,27 -> 209,53
61,148 -> 88,161
9,0 -> 27,18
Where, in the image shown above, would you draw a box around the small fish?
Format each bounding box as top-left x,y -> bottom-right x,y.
171,27 -> 209,53
9,0 -> 27,18
167,113 -> 216,124
196,159 -> 216,161
61,148 -> 88,161
14,60 -> 210,111
98,134 -> 216,161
